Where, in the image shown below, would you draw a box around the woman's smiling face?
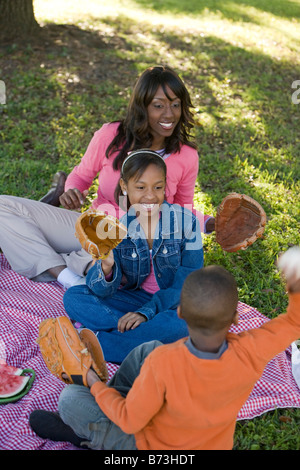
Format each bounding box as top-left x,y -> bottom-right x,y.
147,85 -> 182,148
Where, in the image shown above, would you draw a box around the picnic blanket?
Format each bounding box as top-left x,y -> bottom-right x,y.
1,253 -> 300,450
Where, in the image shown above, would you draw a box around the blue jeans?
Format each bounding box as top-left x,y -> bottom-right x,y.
58,340 -> 162,450
63,285 -> 188,363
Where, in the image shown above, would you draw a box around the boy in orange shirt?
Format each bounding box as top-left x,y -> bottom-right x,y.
30,247 -> 300,450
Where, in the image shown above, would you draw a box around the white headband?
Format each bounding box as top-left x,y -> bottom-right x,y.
121,149 -> 165,175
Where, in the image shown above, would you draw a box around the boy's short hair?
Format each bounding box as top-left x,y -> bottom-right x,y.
180,265 -> 238,334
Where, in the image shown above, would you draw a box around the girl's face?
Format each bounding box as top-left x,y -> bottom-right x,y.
147,85 -> 181,148
120,164 -> 166,217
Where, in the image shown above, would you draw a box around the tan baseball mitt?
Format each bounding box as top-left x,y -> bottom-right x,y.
215,192 -> 267,252
37,317 -> 109,386
75,209 -> 127,260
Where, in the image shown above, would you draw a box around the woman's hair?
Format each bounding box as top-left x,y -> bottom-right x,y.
114,149 -> 167,210
106,65 -> 196,170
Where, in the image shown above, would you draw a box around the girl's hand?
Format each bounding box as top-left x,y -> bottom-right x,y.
59,188 -> 88,210
118,312 -> 147,333
101,250 -> 115,277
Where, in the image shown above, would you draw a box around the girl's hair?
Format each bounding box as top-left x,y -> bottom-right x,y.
106,65 -> 196,171
114,149 -> 167,210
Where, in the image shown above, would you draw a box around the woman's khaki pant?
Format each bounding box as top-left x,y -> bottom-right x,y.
0,195 -> 92,281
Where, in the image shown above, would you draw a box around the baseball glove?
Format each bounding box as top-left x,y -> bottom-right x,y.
215,192 -> 266,252
75,209 -> 127,260
37,317 -> 109,386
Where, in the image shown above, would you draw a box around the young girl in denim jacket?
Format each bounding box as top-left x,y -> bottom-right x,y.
63,149 -> 203,363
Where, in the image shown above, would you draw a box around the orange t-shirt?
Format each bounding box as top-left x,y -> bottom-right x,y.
91,293 -> 300,450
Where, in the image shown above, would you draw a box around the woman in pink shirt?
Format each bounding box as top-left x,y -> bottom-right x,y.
0,66 -> 213,289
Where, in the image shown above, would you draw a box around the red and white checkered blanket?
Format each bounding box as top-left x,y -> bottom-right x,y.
1,253 -> 300,450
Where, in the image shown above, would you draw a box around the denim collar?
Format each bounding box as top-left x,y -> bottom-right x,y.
121,201 -> 180,240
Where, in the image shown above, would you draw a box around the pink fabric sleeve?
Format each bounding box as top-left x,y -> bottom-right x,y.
65,123 -> 119,193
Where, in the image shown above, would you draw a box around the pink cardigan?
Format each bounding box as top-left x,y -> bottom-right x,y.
65,122 -> 210,232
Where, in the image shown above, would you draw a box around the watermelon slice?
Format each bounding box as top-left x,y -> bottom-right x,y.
0,372 -> 29,398
0,364 -> 35,403
0,363 -> 23,376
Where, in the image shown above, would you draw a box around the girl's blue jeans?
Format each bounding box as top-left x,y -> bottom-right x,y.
58,340 -> 162,450
63,285 -> 188,363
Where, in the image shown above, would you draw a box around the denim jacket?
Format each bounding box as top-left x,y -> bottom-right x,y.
86,202 -> 204,320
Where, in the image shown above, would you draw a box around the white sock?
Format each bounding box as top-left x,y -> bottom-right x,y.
57,268 -> 85,289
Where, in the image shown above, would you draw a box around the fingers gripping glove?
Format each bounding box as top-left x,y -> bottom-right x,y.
215,192 -> 267,252
75,209 -> 127,260
37,317 -> 109,386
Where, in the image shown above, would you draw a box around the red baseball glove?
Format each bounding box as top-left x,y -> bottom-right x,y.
215,193 -> 267,252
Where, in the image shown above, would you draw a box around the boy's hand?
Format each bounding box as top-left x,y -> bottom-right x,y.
87,368 -> 103,388
277,246 -> 300,293
118,312 -> 147,333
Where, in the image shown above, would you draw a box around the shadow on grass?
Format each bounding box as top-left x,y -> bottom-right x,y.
0,16 -> 299,245
1,23 -> 137,90
0,23 -> 138,196
132,0 -> 300,22
99,16 -> 300,212
153,30 -> 300,199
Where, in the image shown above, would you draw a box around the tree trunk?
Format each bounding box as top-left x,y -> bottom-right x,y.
0,0 -> 40,42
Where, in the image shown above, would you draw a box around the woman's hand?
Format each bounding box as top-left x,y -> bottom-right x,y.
59,188 -> 88,210
118,312 -> 147,333
205,217 -> 215,233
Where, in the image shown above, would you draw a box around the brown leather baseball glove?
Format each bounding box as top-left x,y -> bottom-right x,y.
37,317 -> 109,386
215,192 -> 267,252
75,209 -> 127,260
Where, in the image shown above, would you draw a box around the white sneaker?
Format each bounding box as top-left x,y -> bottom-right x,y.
57,268 -> 86,289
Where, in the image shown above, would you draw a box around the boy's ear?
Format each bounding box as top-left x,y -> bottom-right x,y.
233,309 -> 239,325
177,305 -> 182,319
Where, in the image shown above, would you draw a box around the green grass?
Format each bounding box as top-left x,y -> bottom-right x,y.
1,0 -> 300,450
